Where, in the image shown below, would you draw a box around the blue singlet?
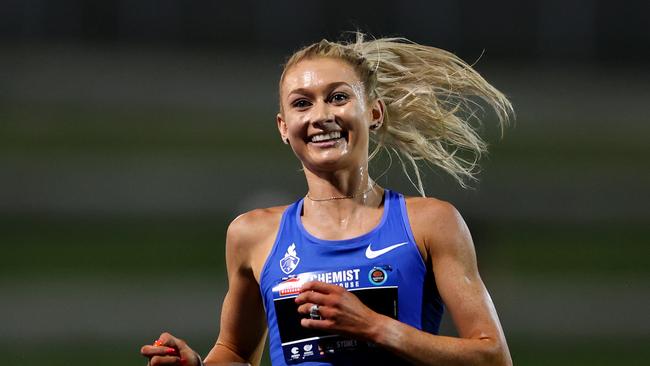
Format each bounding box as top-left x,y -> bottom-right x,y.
259,189 -> 444,365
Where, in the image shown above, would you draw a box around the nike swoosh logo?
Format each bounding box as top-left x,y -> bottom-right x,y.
365,242 -> 408,259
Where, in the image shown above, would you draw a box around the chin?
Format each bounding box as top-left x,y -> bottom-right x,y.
303,152 -> 364,173
303,158 -> 347,173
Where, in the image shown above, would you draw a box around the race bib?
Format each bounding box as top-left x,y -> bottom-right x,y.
272,265 -> 398,364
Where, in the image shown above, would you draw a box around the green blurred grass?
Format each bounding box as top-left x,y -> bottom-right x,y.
479,222 -> 650,277
2,217 -> 647,278
0,102 -> 280,156
508,336 -> 650,366
0,217 -> 230,278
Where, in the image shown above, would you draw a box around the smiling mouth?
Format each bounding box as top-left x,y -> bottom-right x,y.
308,131 -> 347,144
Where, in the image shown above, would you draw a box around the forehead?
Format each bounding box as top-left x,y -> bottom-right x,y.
281,57 -> 361,94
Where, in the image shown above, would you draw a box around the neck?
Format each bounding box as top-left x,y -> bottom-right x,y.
303,164 -> 375,202
300,165 -> 384,236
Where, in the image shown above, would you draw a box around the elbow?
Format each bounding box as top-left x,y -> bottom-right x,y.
482,339 -> 512,366
491,352 -> 513,366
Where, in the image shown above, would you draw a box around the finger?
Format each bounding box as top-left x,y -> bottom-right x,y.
297,302 -> 331,316
178,347 -> 201,366
158,332 -> 190,354
300,318 -> 335,330
157,332 -> 184,347
141,345 -> 180,357
153,332 -> 199,366
296,302 -> 334,317
296,302 -> 315,315
300,281 -> 340,294
149,355 -> 181,366
295,290 -> 328,305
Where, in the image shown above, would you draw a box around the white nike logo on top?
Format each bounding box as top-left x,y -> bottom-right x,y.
365,242 -> 409,259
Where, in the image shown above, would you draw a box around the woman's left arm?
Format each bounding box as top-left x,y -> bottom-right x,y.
296,200 -> 511,366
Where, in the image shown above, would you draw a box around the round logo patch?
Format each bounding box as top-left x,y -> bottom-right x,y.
368,267 -> 388,285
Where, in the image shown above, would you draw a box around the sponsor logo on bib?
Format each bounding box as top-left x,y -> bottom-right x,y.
369,267 -> 388,285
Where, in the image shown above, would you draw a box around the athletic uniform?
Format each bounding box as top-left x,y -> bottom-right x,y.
259,189 -> 444,365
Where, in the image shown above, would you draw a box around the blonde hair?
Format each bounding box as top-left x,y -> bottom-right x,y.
280,33 -> 513,193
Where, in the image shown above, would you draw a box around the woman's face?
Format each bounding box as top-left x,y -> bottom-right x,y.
277,57 -> 382,173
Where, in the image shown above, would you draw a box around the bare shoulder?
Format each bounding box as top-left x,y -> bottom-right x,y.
227,205 -> 288,251
404,196 -> 472,258
226,205 -> 289,275
228,205 -> 287,240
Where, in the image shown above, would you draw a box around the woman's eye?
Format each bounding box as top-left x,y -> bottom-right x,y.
330,93 -> 348,104
292,99 -> 311,109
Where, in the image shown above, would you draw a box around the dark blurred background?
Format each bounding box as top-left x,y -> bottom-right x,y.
1,1 -> 648,365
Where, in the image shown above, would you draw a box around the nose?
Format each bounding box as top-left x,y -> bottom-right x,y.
309,100 -> 335,127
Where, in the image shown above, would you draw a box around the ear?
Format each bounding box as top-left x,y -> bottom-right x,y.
277,113 -> 288,144
369,98 -> 385,129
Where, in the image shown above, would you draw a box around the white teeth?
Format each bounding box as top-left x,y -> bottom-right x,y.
311,131 -> 341,142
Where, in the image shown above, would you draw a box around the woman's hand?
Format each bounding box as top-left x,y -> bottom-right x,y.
140,332 -> 202,366
295,281 -> 384,341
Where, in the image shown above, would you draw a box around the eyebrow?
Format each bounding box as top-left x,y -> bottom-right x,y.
287,81 -> 353,98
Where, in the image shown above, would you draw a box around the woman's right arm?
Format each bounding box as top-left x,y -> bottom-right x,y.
203,211 -> 276,366
141,210 -> 278,366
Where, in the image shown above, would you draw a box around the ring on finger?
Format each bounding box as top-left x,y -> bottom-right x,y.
309,304 -> 321,320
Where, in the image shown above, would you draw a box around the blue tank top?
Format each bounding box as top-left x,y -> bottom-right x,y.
259,189 -> 444,365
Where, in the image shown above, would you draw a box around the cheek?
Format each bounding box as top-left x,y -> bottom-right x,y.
284,114 -> 307,134
344,106 -> 370,131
